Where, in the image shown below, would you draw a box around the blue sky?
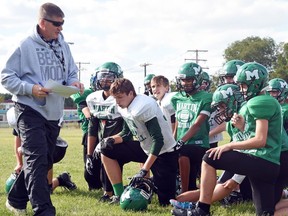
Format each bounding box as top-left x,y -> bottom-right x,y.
1,0 -> 288,93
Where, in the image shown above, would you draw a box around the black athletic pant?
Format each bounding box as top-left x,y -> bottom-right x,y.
12,103 -> 60,216
203,150 -> 279,216
101,140 -> 178,205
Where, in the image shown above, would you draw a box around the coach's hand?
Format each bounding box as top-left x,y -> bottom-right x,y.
85,155 -> 94,175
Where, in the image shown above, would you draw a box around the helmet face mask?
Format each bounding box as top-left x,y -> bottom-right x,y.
235,62 -> 268,101
211,84 -> 241,125
96,71 -> 117,91
267,78 -> 288,102
213,103 -> 232,125
144,74 -> 155,95
93,62 -> 123,91
199,71 -> 211,91
176,62 -> 202,95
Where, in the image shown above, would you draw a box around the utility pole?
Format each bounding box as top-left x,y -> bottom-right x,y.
185,49 -> 209,69
75,62 -> 90,82
140,63 -> 152,77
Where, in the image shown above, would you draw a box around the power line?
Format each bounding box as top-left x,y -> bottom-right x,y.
185,49 -> 209,69
75,62 -> 90,82
140,63 -> 152,77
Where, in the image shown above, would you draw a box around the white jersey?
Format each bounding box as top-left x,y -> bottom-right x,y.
118,94 -> 176,155
86,90 -> 121,120
208,110 -> 223,143
157,92 -> 176,132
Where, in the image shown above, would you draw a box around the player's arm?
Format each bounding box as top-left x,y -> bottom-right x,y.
81,106 -> 91,119
142,117 -> 164,171
230,119 -> 268,149
181,113 -> 208,142
207,119 -> 268,160
209,122 -> 226,138
171,113 -> 176,134
87,117 -> 99,155
114,121 -> 132,144
173,120 -> 178,139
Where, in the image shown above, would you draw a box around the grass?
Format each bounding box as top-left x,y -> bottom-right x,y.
0,127 -> 256,215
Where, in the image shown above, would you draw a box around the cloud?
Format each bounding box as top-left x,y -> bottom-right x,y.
0,0 -> 288,93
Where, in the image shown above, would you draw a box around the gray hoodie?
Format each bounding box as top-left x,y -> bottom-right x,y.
1,25 -> 79,120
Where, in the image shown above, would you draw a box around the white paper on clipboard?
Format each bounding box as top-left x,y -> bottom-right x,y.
44,79 -> 79,98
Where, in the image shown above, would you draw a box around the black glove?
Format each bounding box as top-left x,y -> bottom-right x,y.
85,155 -> 93,175
175,139 -> 185,150
99,137 -> 115,151
131,169 -> 148,185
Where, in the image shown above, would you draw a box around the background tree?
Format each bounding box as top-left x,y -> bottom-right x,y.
0,93 -> 12,102
224,36 -> 277,70
270,42 -> 288,81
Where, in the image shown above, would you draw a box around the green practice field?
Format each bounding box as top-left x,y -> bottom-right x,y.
0,127 -> 256,215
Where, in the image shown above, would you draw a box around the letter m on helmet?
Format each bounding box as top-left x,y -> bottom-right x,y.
245,70 -> 259,81
193,66 -> 201,75
220,87 -> 234,99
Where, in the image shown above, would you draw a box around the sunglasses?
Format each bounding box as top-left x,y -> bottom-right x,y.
43,18 -> 64,27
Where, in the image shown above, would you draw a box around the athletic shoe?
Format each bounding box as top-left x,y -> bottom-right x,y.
109,195 -> 120,205
6,200 -> 27,215
99,194 -> 111,202
170,199 -> 196,210
57,172 -> 77,191
220,191 -> 243,207
171,207 -> 211,216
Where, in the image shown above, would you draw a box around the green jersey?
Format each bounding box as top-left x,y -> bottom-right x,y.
71,88 -> 93,133
281,103 -> 288,133
171,90 -> 212,148
239,94 -> 282,165
280,103 -> 288,152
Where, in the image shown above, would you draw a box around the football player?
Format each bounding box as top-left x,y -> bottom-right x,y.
267,78 -> 288,210
150,75 -> 176,132
100,78 -> 178,206
218,60 -> 245,85
171,62 -> 212,193
70,76 -> 102,191
85,62 -> 124,202
173,62 -> 282,216
143,73 -> 155,96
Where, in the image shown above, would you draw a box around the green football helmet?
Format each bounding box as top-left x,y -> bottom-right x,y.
144,74 -> 155,85
219,60 -> 245,84
93,62 -> 123,91
176,62 -> 202,94
211,84 -> 242,125
199,71 -> 211,91
5,172 -> 18,194
235,62 -> 269,101
144,74 -> 155,95
267,78 -> 288,102
120,178 -> 154,211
